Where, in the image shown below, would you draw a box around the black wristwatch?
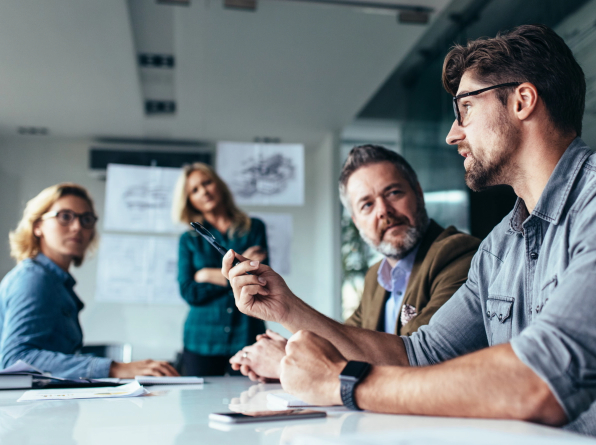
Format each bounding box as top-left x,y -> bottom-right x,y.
339,361 -> 371,410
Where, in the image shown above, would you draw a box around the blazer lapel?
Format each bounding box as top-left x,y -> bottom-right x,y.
396,220 -> 443,333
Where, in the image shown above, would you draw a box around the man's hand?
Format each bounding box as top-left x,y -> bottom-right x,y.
230,329 -> 287,382
109,359 -> 179,378
280,331 -> 346,406
242,245 -> 268,263
222,250 -> 299,324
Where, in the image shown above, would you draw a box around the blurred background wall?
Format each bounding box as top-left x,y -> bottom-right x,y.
0,0 -> 594,361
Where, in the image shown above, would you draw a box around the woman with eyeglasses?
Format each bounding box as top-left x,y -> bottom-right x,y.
172,163 -> 268,376
0,183 -> 179,379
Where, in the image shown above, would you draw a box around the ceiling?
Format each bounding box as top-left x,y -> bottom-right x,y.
0,0 -> 451,146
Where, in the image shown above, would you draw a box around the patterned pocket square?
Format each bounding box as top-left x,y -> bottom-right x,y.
401,304 -> 417,326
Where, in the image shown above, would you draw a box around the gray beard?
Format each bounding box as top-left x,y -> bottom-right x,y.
358,222 -> 425,261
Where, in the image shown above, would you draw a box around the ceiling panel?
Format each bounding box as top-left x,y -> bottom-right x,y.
0,0 -> 451,144
0,1 -> 143,138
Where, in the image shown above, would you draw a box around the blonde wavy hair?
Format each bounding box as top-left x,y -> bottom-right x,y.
9,183 -> 99,267
172,163 -> 251,238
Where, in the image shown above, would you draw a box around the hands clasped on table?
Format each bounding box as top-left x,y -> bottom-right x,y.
229,329 -> 287,382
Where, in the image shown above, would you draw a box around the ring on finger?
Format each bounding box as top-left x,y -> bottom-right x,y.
242,351 -> 249,359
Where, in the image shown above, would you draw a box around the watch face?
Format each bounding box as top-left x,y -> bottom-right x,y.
341,361 -> 370,380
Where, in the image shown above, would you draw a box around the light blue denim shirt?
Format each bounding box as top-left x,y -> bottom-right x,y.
0,253 -> 112,378
402,138 -> 596,435
377,245 -> 419,334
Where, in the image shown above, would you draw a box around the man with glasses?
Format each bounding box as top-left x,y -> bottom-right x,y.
222,24 -> 596,434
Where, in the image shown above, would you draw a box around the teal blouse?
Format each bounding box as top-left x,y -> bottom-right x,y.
177,218 -> 267,356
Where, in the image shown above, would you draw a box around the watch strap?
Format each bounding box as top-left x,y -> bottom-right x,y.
340,361 -> 371,410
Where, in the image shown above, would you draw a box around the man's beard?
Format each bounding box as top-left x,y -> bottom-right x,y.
462,110 -> 520,192
358,201 -> 429,261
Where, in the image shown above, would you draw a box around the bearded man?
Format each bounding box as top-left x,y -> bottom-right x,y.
229,144 -> 479,382
222,24 -> 596,435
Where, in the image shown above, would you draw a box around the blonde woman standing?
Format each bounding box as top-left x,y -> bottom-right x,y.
172,163 -> 268,376
0,183 -> 179,379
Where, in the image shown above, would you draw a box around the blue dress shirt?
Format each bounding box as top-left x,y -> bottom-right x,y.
377,245 -> 419,334
0,254 -> 112,378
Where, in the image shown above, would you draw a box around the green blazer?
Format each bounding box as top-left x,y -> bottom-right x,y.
177,218 -> 268,356
345,220 -> 480,336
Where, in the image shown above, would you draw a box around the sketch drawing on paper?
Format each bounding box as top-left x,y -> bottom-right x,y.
95,234 -> 183,305
104,164 -> 184,233
234,153 -> 296,198
217,142 -> 304,206
122,183 -> 172,209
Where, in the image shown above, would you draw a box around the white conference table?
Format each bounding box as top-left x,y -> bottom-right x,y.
0,376 -> 593,445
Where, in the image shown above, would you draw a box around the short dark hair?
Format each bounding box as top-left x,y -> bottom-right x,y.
339,144 -> 420,212
442,24 -> 585,136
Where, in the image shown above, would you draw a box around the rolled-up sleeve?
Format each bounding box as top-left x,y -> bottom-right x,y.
511,233 -> 596,421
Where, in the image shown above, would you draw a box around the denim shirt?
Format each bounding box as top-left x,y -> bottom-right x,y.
402,138 -> 596,434
0,254 -> 112,378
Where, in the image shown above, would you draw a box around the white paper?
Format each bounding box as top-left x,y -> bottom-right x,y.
17,381 -> 148,402
104,164 -> 184,233
95,234 -> 183,305
134,376 -> 203,385
250,212 -> 292,275
217,142 -> 305,206
0,360 -> 42,375
94,378 -> 122,383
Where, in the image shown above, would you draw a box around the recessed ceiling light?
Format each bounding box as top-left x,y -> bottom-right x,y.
224,0 -> 257,10
17,126 -> 49,135
157,0 -> 190,6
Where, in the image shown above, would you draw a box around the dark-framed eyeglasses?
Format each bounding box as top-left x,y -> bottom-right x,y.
41,209 -> 98,229
452,82 -> 522,126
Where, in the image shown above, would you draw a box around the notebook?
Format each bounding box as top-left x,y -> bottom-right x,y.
134,376 -> 204,385
0,374 -> 33,389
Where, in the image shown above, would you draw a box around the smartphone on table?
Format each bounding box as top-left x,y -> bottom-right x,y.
209,409 -> 326,424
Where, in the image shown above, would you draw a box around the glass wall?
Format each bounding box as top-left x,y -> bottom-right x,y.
340,0 -> 595,319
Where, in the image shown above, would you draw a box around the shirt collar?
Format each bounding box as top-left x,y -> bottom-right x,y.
509,137 -> 593,232
377,244 -> 420,292
34,253 -> 76,289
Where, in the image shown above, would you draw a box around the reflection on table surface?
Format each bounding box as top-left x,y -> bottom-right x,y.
0,376 -> 586,445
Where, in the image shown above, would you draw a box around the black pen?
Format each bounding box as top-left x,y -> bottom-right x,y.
190,222 -> 251,274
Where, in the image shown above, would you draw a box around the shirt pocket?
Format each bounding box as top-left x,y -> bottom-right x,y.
486,296 -> 514,346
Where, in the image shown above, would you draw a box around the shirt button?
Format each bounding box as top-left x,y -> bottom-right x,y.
486,310 -> 491,317
224,326 -> 231,333
227,307 -> 233,314
530,252 -> 538,260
